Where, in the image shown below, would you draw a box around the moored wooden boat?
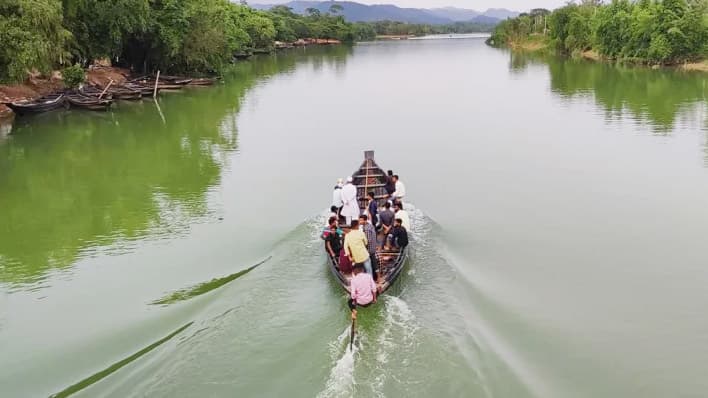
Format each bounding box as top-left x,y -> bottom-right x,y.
187,78 -> 217,86
107,86 -> 143,100
129,77 -> 184,91
78,85 -> 113,100
158,75 -> 193,85
83,84 -> 142,101
123,82 -> 159,97
328,151 -> 409,294
66,93 -> 112,111
5,93 -> 66,116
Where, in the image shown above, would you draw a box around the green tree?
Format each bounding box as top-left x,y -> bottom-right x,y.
0,0 -> 71,82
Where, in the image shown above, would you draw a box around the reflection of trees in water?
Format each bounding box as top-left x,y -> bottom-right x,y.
507,52 -> 707,134
509,52 -> 708,166
546,58 -> 707,133
0,46 -> 352,287
508,50 -> 548,73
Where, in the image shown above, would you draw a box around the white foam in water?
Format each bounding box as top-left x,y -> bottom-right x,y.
371,296 -> 419,397
318,325 -> 360,398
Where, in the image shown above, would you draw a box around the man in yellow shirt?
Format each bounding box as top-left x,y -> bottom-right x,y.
344,220 -> 372,274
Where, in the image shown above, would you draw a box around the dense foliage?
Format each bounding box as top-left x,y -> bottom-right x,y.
0,0 -> 361,82
61,63 -> 84,88
0,0 -> 70,82
489,0 -> 708,64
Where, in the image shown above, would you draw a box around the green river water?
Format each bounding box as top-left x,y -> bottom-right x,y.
1,36 -> 708,398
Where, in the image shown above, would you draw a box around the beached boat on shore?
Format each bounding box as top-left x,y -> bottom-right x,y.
328,151 -> 409,294
5,94 -> 66,116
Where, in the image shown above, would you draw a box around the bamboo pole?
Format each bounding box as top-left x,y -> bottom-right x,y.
98,79 -> 113,100
153,70 -> 160,98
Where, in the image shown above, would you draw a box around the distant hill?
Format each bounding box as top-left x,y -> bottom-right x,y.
481,8 -> 520,20
250,1 -> 519,25
427,7 -> 480,22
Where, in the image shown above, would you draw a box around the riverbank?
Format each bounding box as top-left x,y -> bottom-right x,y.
493,36 -> 707,73
0,67 -> 131,118
0,40 -> 342,120
507,34 -> 549,52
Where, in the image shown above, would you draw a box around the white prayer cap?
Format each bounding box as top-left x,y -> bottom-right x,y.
346,176 -> 353,182
337,178 -> 344,184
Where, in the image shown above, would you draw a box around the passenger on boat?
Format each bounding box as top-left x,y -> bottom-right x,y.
388,218 -> 409,250
329,206 -> 339,221
378,201 -> 395,242
391,175 -> 406,202
366,191 -> 378,227
359,215 -> 379,281
340,176 -> 360,226
393,201 -> 411,232
384,170 -> 396,199
344,220 -> 372,275
339,229 -> 353,273
332,178 -> 343,210
348,263 -> 377,318
324,216 -> 343,259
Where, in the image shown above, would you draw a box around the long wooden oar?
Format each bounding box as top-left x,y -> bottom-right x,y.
349,314 -> 356,351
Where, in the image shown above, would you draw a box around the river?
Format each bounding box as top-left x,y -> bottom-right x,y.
1,37 -> 708,398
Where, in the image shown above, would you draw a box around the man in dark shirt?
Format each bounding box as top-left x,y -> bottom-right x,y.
389,218 -> 409,250
324,216 -> 342,258
384,170 -> 395,199
378,201 -> 395,229
366,191 -> 378,227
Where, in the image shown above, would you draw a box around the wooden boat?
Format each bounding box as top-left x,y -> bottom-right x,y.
327,151 -> 409,294
123,82 -> 158,97
158,75 -> 193,85
107,86 -> 143,100
132,75 -> 193,85
187,78 -> 216,86
78,85 -> 113,100
66,93 -> 112,111
129,77 -> 184,91
5,93 -> 66,116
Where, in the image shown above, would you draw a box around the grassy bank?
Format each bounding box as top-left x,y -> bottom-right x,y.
508,34 -> 549,52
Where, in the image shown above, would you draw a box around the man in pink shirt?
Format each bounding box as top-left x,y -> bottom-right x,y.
348,263 -> 377,319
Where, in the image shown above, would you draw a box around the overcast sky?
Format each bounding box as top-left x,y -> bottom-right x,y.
257,0 -> 569,11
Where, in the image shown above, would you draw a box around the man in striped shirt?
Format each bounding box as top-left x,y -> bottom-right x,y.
359,214 -> 379,281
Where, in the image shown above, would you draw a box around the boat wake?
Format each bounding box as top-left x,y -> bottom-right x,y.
317,327 -> 360,398
317,295 -> 419,398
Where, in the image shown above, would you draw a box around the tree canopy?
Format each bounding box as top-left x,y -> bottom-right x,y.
489,0 -> 708,64
0,0 -> 364,82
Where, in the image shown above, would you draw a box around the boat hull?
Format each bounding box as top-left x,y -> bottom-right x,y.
66,94 -> 112,111
327,151 -> 409,295
6,94 -> 66,116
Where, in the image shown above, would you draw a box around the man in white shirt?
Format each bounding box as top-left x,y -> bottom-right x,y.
392,175 -> 406,202
332,178 -> 343,209
340,176 -> 360,226
393,201 -> 411,232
